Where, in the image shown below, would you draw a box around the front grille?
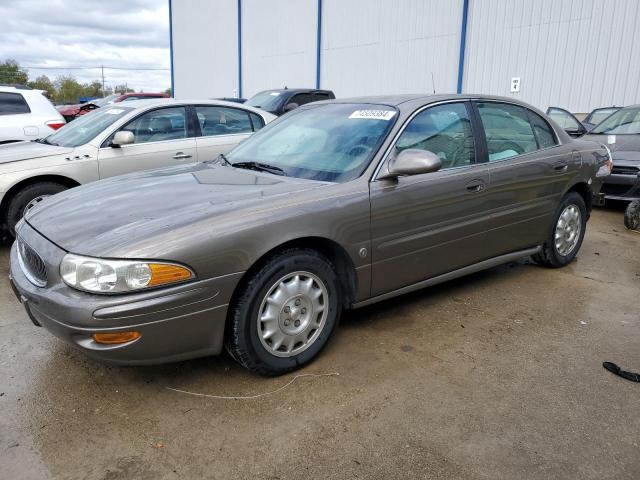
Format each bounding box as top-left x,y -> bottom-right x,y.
17,237 -> 47,287
612,165 -> 639,176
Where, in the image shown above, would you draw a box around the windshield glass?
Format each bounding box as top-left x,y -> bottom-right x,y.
245,91 -> 284,111
591,107 -> 640,134
226,103 -> 398,182
45,106 -> 134,147
587,107 -> 619,126
92,94 -> 119,107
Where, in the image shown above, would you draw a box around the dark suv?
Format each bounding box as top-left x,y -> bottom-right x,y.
245,88 -> 335,116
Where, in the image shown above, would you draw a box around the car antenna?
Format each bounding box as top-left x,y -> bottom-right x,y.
431,72 -> 436,94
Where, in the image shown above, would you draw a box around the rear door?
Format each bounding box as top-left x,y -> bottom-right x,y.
474,101 -> 577,255
97,105 -> 196,178
0,91 -> 33,142
192,105 -> 258,161
369,101 -> 491,296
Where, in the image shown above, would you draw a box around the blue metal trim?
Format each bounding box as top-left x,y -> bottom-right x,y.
315,0 -> 323,89
237,0 -> 243,98
456,0 -> 469,94
168,0 -> 175,97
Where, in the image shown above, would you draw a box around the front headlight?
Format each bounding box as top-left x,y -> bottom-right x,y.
60,254 -> 194,293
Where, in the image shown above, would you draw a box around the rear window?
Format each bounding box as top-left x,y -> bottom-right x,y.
0,92 -> 31,115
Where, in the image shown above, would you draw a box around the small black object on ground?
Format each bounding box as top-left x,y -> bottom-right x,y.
603,362 -> 640,382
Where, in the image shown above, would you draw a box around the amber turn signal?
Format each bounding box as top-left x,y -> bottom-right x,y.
148,264 -> 193,287
92,331 -> 141,344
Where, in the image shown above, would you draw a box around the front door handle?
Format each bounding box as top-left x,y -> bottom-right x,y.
553,162 -> 568,172
465,180 -> 486,193
173,152 -> 192,160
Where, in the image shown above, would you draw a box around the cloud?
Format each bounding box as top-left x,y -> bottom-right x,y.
0,0 -> 170,91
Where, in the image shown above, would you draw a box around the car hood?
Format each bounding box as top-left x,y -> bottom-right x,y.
0,141 -> 73,165
26,162 -> 327,256
583,134 -> 640,163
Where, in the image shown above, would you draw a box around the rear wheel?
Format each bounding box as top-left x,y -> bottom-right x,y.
5,182 -> 68,236
534,192 -> 587,268
624,200 -> 640,231
225,248 -> 341,376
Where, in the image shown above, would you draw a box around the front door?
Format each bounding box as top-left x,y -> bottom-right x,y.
369,101 -> 491,296
97,106 -> 196,179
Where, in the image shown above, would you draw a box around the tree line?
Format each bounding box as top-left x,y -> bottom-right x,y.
0,59 -> 170,104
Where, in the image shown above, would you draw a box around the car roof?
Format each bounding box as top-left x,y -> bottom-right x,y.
316,93 -> 551,112
110,98 -> 275,116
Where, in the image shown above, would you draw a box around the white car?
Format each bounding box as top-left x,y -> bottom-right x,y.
0,85 -> 66,143
0,98 -> 275,235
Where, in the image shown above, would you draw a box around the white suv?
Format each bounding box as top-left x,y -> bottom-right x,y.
0,85 -> 66,144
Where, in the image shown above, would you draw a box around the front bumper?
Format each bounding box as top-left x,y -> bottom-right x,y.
601,169 -> 640,201
9,223 -> 243,365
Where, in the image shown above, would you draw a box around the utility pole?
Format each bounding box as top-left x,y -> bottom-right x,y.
101,65 -> 105,97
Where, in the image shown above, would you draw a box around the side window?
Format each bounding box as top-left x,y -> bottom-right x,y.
195,106 -> 253,136
476,102 -> 538,161
395,102 -> 475,169
313,92 -> 331,101
249,112 -> 265,131
120,107 -> 187,144
547,107 -> 582,131
528,110 -> 558,149
121,96 -> 140,102
290,93 -> 314,106
0,92 -> 31,115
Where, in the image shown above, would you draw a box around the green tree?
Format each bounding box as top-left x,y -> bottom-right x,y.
0,59 -> 29,85
54,75 -> 85,103
28,75 -> 55,97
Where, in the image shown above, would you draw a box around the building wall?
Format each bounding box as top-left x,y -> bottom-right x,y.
241,0 -> 317,97
320,0 -> 463,97
463,0 -> 640,112
171,0 -> 640,112
171,0 -> 238,99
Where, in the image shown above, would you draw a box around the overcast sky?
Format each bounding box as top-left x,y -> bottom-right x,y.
0,0 -> 171,92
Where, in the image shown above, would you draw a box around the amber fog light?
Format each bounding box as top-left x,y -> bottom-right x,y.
92,331 -> 141,344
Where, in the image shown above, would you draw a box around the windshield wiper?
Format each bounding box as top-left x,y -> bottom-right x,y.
34,137 -> 58,146
232,161 -> 287,176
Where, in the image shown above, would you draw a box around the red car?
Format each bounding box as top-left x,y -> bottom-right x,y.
56,92 -> 170,122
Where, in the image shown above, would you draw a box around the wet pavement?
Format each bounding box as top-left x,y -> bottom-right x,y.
1,207 -> 639,480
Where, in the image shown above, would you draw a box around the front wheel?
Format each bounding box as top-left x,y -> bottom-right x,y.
5,182 -> 68,236
534,192 -> 587,268
225,248 -> 341,376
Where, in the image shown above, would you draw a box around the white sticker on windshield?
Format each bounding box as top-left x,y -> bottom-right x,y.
269,92 -> 280,96
349,110 -> 396,120
106,108 -> 125,115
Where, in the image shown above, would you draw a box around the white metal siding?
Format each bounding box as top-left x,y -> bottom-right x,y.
172,0 -> 239,99
242,0 -> 317,97
320,0 -> 463,97
463,0 -> 640,112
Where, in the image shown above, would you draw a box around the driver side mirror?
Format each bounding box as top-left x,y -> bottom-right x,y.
564,125 -> 587,138
111,130 -> 134,147
283,102 -> 299,113
378,149 -> 442,180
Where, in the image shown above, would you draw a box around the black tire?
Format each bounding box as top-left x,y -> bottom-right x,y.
534,192 -> 587,268
624,200 -> 640,231
5,182 -> 68,236
225,248 -> 341,376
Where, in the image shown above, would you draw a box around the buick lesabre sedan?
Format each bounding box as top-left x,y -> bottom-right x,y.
9,94 -> 612,375
0,99 -> 274,236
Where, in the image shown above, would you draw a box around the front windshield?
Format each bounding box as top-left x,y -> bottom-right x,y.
93,94 -> 119,107
587,108 -> 618,125
245,91 -> 284,111
591,107 -> 640,134
226,103 -> 398,182
45,106 -> 134,147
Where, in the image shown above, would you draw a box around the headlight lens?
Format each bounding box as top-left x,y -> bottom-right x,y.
60,254 -> 194,293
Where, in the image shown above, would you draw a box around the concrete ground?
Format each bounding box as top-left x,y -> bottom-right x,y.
1,206 -> 639,480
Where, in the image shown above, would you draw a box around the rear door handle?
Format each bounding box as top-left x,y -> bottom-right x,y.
173,152 -> 192,160
465,180 -> 486,193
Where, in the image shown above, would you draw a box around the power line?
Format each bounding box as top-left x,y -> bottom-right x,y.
11,65 -> 170,71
